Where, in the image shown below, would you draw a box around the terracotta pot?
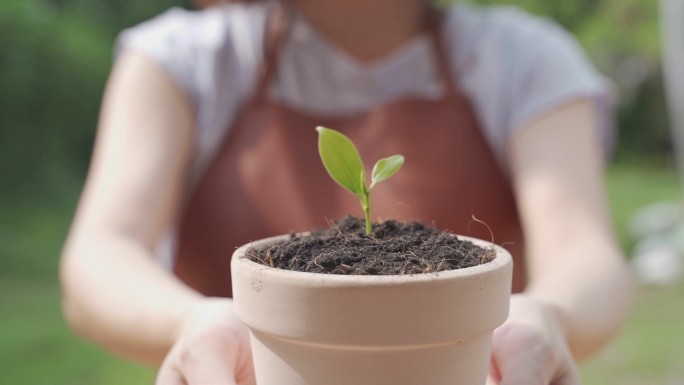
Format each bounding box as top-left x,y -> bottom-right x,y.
231,235 -> 513,385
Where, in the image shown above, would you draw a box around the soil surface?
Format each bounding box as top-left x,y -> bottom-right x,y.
246,217 -> 495,275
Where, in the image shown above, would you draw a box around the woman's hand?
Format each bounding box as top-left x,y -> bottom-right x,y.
156,298 -> 256,385
487,295 -> 580,385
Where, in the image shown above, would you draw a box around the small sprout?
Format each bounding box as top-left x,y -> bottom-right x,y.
316,126 -> 405,235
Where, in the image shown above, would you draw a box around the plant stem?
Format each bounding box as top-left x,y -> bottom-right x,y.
361,192 -> 371,235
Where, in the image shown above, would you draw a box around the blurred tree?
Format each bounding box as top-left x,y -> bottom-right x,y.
466,0 -> 668,157
0,0 -> 189,206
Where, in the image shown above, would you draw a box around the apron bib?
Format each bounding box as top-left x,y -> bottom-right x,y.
174,7 -> 526,297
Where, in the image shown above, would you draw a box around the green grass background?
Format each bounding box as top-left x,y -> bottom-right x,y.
2,160 -> 683,384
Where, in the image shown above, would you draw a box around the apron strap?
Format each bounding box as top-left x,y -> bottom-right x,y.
254,1 -> 290,99
426,8 -> 458,97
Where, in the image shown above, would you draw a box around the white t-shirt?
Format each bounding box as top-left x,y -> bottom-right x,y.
117,2 -> 614,183
117,2 -> 614,266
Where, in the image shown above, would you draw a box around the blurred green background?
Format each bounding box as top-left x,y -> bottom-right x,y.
1,0 -> 682,384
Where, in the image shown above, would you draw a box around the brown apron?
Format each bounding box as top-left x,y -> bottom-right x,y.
174,7 -> 526,297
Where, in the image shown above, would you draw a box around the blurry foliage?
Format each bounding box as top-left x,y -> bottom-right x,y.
468,0 -> 668,157
0,0 -> 190,206
0,0 -> 669,207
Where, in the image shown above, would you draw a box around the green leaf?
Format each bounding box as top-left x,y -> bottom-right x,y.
316,126 -> 366,196
360,169 -> 369,196
370,155 -> 405,190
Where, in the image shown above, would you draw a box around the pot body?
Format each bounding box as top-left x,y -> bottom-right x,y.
231,235 -> 513,385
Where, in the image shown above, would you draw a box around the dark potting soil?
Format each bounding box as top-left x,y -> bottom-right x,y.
246,216 -> 495,275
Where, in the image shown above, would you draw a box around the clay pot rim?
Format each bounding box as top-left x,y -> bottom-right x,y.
233,233 -> 512,286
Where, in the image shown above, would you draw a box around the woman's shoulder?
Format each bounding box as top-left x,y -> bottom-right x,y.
442,3 -> 613,162
443,3 -> 582,61
117,4 -> 268,51
115,3 -> 268,113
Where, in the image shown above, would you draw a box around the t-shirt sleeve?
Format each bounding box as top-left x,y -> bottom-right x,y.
449,6 -> 616,163
503,12 -> 615,151
115,8 -> 204,108
113,5 -> 267,189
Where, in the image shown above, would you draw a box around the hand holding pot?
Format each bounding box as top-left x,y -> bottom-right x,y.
156,298 -> 255,385
487,295 -> 581,385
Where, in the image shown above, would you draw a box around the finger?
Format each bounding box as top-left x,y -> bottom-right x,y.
551,365 -> 581,385
485,373 -> 499,385
486,364 -> 500,384
156,356 -> 186,385
488,354 -> 501,384
493,324 -> 556,385
180,333 -> 240,385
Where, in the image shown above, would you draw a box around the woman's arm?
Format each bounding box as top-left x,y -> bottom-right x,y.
488,99 -> 632,385
60,50 -> 202,365
508,98 -> 632,360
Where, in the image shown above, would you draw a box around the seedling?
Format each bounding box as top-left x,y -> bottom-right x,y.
316,126 -> 404,235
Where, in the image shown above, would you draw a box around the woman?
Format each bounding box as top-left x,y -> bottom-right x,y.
60,0 -> 632,384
